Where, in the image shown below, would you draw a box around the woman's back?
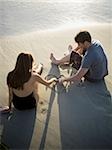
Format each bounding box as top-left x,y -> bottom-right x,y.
12,73 -> 37,97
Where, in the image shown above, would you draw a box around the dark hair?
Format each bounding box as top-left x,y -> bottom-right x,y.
74,31 -> 91,43
7,53 -> 34,90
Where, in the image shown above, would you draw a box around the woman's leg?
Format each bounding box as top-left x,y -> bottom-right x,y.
50,53 -> 71,65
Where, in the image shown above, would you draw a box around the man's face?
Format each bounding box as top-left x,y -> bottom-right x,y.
78,42 -> 86,50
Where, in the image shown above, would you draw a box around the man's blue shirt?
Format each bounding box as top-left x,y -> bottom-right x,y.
81,40 -> 108,80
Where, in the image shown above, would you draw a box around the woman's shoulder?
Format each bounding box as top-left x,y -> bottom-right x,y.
28,72 -> 39,83
31,72 -> 40,79
31,72 -> 43,83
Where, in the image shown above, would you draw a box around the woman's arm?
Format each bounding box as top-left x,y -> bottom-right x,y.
34,74 -> 57,86
59,68 -> 88,84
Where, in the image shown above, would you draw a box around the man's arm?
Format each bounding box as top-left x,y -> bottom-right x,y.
60,67 -> 88,83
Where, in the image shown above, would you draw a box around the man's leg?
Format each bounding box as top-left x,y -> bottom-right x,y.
50,53 -> 71,65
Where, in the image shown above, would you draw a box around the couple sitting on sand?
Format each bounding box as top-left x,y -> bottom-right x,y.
2,31 -> 108,112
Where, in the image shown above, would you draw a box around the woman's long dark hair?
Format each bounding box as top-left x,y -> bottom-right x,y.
7,53 -> 34,90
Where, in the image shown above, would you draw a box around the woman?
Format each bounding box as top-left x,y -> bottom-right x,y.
3,52 -> 57,111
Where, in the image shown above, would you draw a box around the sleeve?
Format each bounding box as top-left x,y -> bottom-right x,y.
81,52 -> 94,69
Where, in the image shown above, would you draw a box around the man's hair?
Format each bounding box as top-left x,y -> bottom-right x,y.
74,31 -> 91,43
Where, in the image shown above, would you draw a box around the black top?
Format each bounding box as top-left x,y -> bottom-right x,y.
12,92 -> 36,110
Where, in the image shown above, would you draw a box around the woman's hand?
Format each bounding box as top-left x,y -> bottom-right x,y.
48,77 -> 58,85
0,106 -> 11,113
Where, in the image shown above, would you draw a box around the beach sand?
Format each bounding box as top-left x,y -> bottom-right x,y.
0,23 -> 112,149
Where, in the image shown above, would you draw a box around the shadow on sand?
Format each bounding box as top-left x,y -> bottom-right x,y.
1,105 -> 37,149
57,78 -> 112,149
3,64 -> 112,149
46,63 -> 112,149
39,64 -> 60,150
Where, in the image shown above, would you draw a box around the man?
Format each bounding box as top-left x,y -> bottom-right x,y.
50,31 -> 108,84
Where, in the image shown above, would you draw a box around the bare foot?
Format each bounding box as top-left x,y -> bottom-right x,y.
64,45 -> 73,56
50,53 -> 59,65
68,45 -> 73,51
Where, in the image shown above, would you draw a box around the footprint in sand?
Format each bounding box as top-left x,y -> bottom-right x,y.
39,101 -> 44,105
41,107 -> 48,114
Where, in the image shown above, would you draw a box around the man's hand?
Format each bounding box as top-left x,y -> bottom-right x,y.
58,76 -> 67,84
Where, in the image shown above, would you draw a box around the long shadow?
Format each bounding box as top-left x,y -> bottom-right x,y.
57,78 -> 112,149
39,86 -> 56,150
39,63 -> 60,150
1,105 -> 37,149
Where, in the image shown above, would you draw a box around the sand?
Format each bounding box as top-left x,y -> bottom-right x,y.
0,23 -> 112,149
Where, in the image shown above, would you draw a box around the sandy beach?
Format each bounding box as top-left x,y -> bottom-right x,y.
0,23 -> 112,102
0,23 -> 112,149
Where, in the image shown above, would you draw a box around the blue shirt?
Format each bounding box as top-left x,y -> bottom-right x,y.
81,40 -> 108,80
